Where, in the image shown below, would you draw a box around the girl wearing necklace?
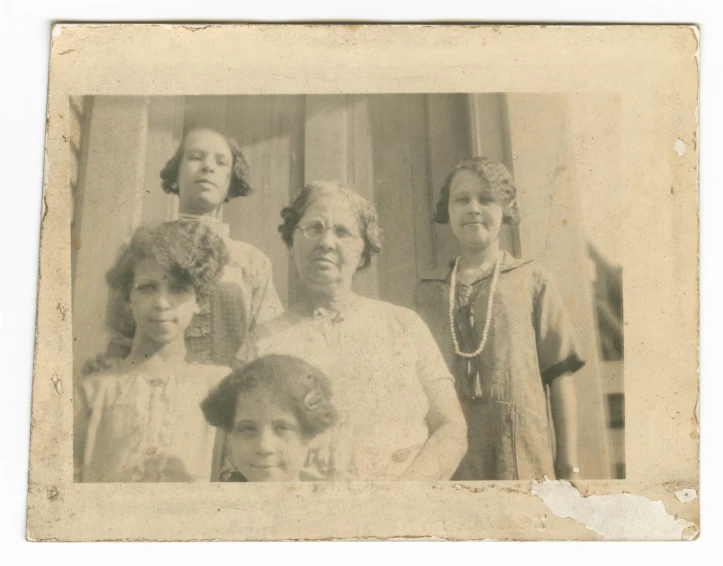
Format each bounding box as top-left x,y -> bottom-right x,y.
414,158 -> 585,481
84,128 -> 283,372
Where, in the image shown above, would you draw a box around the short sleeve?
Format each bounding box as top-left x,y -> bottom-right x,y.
413,314 -> 455,389
534,272 -> 586,383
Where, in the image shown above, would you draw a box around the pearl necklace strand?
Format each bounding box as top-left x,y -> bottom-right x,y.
449,253 -> 502,358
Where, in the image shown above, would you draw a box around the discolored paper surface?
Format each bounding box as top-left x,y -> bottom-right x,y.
28,24 -> 699,541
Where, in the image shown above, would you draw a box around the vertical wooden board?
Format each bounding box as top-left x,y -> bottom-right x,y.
182,95 -> 229,134
506,93 -> 611,479
304,95 -> 349,183
224,95 -> 265,253
347,95 -> 379,301
369,94 -> 421,309
72,97 -> 149,376
267,95 -> 306,307
230,96 -> 273,254
407,97 -> 437,280
141,97 -> 185,225
468,93 -> 507,162
426,94 -> 473,268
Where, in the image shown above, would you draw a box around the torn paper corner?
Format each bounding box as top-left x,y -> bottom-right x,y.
531,479 -> 694,541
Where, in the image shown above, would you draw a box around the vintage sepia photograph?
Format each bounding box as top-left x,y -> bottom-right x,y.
70,93 -> 624,484
27,24 -> 697,542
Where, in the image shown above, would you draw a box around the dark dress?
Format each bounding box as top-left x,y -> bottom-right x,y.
414,252 -> 585,480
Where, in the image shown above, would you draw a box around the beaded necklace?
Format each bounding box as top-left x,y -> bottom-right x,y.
448,253 -> 502,358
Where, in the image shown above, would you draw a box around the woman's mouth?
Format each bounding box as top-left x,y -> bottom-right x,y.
312,257 -> 337,266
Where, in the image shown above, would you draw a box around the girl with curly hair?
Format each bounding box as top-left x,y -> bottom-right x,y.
74,221 -> 233,483
202,354 -> 338,482
414,158 -> 585,481
85,128 -> 283,371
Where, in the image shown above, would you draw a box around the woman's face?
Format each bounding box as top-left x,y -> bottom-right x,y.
447,170 -> 504,251
129,259 -> 199,346
229,391 -> 311,482
176,129 -> 234,215
291,192 -> 365,294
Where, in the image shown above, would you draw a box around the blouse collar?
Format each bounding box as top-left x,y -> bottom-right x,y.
419,251 -> 533,284
178,213 -> 230,239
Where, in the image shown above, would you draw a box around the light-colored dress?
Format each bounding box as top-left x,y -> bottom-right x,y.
106,220 -> 284,367
74,362 -> 229,483
414,251 -> 585,480
235,296 -> 455,481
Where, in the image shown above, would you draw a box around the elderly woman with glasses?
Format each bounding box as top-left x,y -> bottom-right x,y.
233,181 -> 467,481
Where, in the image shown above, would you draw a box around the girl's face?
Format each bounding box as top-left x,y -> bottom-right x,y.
291,192 -> 365,294
129,259 -> 199,346
229,391 -> 311,482
176,129 -> 234,215
447,169 -> 505,251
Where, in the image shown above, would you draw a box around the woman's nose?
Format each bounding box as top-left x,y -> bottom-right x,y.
317,226 -> 336,249
255,428 -> 276,455
201,156 -> 215,172
468,200 -> 482,213
152,290 -> 171,309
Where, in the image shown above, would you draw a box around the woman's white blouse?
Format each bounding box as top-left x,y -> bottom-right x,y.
74,362 -> 229,483
236,296 -> 454,481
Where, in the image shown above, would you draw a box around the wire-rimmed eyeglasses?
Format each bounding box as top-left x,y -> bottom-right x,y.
295,219 -> 360,243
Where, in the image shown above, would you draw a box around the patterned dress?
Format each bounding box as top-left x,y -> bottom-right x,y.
414,252 -> 585,480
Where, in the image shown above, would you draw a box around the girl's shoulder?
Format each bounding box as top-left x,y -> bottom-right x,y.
174,363 -> 232,389
354,296 -> 428,335
75,367 -> 138,403
506,258 -> 557,287
223,238 -> 273,281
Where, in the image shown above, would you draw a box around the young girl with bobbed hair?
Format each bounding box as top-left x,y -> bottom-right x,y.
414,157 -> 585,481
202,354 -> 338,482
74,221 -> 233,483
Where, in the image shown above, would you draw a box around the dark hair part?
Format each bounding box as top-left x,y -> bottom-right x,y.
201,355 -> 338,438
434,157 -> 520,225
278,181 -> 383,270
160,128 -> 253,201
105,220 -> 230,302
